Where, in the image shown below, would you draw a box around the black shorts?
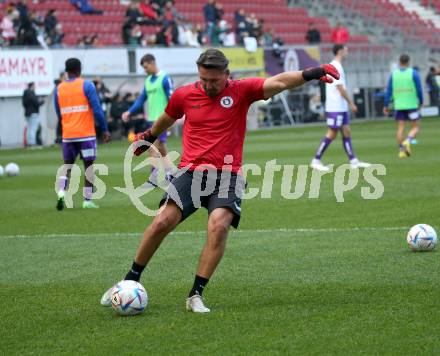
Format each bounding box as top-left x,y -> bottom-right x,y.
159,169 -> 245,228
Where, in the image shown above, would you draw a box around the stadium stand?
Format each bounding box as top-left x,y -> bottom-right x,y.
2,0 -> 438,48
421,0 -> 440,16
306,0 -> 440,48
396,0 -> 440,28
0,0 -> 370,46
177,0 -> 332,45
0,0 -> 125,46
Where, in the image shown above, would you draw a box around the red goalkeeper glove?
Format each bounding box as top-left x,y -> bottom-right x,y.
133,129 -> 157,156
302,64 -> 340,83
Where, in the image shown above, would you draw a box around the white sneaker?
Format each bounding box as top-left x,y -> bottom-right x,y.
310,158 -> 330,172
350,159 -> 371,169
186,295 -> 210,313
100,285 -> 115,307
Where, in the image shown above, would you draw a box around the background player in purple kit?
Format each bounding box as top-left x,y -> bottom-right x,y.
311,44 -> 371,172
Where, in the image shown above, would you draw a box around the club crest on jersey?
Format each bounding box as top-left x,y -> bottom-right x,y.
220,96 -> 233,108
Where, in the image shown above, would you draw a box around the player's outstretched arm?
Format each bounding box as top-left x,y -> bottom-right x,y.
263,64 -> 340,99
133,112 -> 176,156
150,112 -> 176,137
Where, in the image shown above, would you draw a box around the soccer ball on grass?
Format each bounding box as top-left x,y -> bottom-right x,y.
407,224 -> 437,252
111,280 -> 148,316
5,162 -> 20,176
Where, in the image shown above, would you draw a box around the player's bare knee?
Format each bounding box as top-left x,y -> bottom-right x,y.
209,222 -> 229,239
152,214 -> 177,235
151,219 -> 169,236
327,129 -> 337,140
208,215 -> 231,239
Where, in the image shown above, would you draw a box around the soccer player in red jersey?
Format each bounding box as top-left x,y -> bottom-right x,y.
101,49 -> 339,312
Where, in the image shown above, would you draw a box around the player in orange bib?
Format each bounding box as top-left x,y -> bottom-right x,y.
54,58 -> 110,210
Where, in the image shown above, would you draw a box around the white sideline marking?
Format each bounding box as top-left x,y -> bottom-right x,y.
0,227 -> 408,240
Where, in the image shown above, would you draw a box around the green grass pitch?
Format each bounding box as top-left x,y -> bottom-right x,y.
0,118 -> 439,355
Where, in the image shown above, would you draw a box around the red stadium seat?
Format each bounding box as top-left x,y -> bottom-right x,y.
330,0 -> 439,47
